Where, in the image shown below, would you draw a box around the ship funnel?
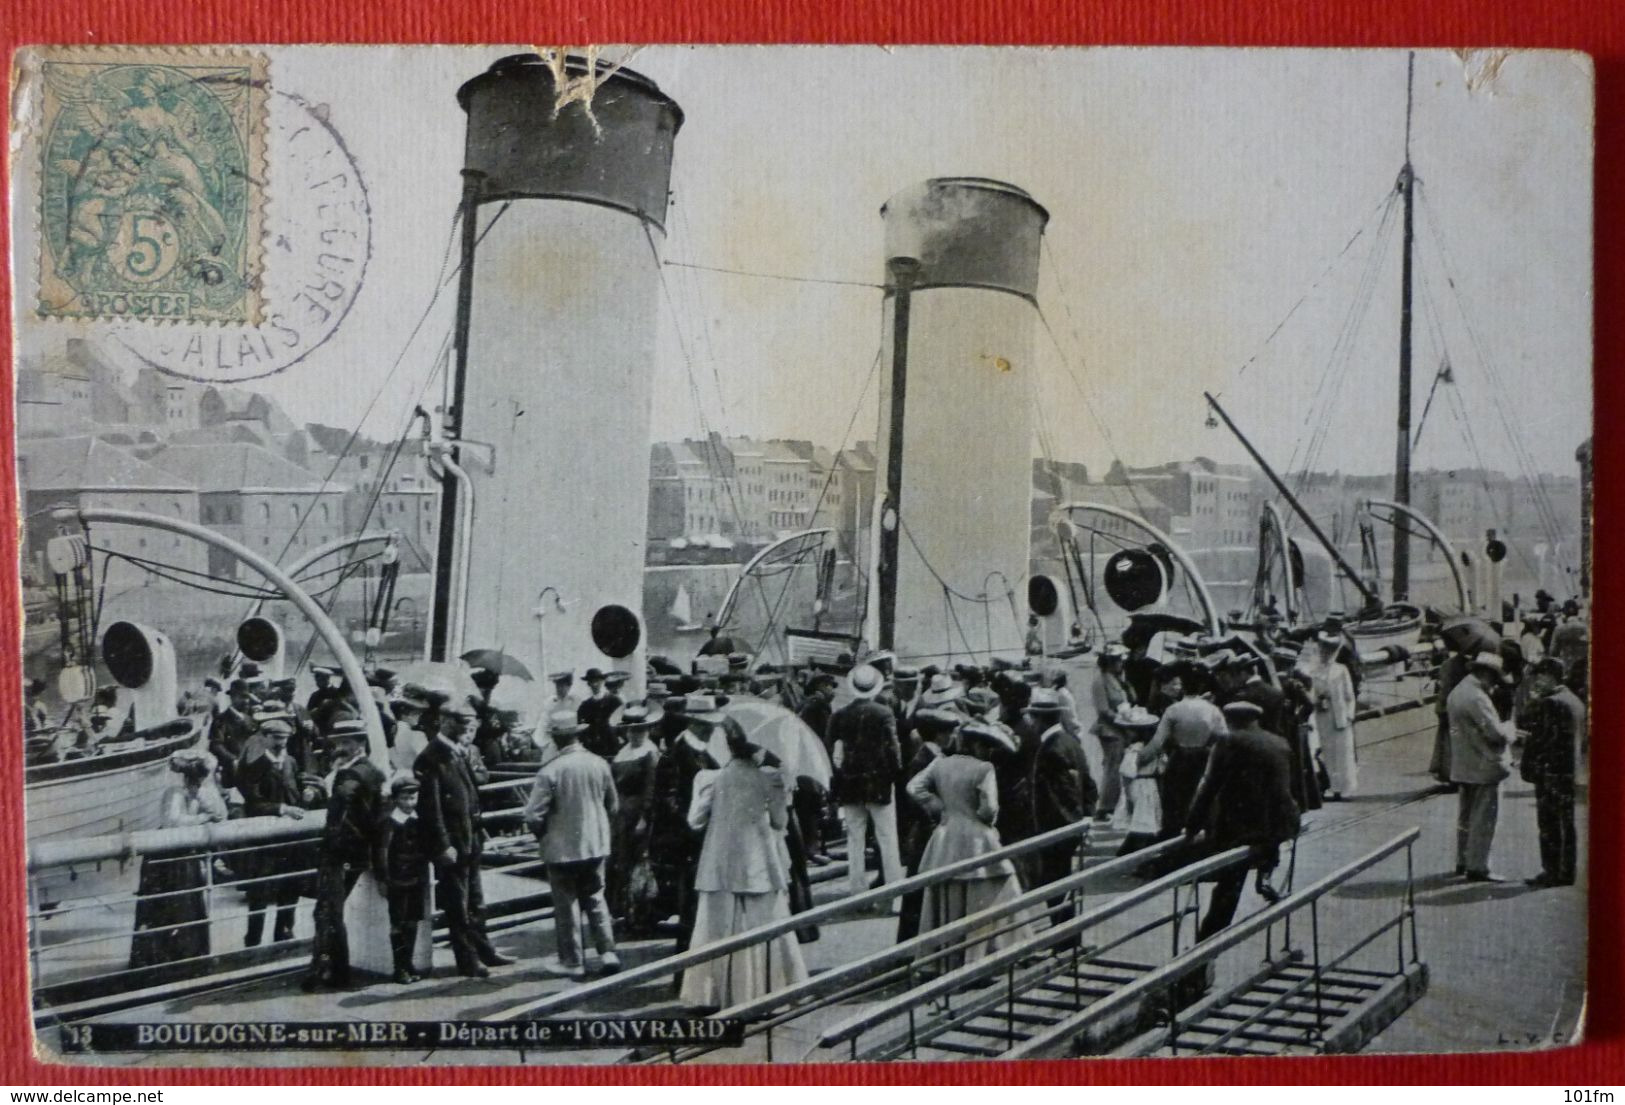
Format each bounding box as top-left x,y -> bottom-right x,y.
871,178 -> 1048,664
235,616 -> 286,680
101,621 -> 179,731
434,54 -> 681,690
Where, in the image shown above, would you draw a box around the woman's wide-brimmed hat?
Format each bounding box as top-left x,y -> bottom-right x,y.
959,721 -> 1016,756
169,748 -> 217,777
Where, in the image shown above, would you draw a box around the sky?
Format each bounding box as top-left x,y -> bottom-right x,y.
16,46 -> 1594,479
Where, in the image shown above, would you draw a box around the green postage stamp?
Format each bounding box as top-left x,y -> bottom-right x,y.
32,47 -> 268,324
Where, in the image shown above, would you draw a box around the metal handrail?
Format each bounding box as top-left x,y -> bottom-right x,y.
486,817 -> 1097,1022
711,837 -> 1187,1026
1003,827 -> 1422,1059
817,844 -> 1251,1048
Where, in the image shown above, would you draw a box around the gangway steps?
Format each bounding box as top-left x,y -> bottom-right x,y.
1129,960 -> 1429,1057
852,957 -> 1159,1062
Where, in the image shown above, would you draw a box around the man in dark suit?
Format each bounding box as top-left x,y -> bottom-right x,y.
576,668 -> 623,759
414,697 -> 513,977
235,715 -> 307,946
650,696 -> 722,964
208,679 -> 259,790
828,665 -> 903,899
1185,700 -> 1301,940
301,720 -> 385,991
1027,690 -> 1098,938
1519,657 -> 1584,888
798,674 -> 838,754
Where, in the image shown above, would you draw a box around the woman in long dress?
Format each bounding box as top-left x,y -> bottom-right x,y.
679,717 -> 809,1009
906,721 -> 1031,966
1297,632 -> 1358,799
129,749 -> 228,972
607,708 -> 662,934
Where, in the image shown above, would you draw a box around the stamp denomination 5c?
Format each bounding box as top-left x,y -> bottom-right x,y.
34,47 -> 268,324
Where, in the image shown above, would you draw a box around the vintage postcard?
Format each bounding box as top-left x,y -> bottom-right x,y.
8,45 -> 1592,1067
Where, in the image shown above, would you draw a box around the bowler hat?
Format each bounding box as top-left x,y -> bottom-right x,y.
584,668 -> 606,682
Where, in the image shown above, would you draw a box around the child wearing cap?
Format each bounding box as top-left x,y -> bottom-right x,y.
373,774 -> 429,984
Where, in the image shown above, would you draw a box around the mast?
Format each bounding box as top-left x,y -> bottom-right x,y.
875,256 -> 919,653
1204,392 -> 1380,609
428,168 -> 483,662
1393,51 -> 1417,600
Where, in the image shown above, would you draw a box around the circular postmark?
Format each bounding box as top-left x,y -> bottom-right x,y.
111,87 -> 372,384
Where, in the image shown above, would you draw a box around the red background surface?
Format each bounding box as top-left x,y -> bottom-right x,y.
0,0 -> 1618,1085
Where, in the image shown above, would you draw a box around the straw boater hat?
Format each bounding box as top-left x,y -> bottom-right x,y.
674,694 -> 729,724
918,673 -> 963,709
614,703 -> 659,729
1024,689 -> 1064,715
847,664 -> 884,700
959,720 -> 1016,756
329,716 -> 369,745
547,710 -> 586,737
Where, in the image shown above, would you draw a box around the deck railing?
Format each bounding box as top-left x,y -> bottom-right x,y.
27,774 -> 537,1005
485,818 -> 1098,1025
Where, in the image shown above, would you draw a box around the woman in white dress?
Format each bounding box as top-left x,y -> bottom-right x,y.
679,717 -> 809,1009
906,721 -> 1032,965
1297,632 -> 1358,799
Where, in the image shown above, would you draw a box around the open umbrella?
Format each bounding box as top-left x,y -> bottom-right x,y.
705,697 -> 832,789
1439,615 -> 1501,656
459,649 -> 534,681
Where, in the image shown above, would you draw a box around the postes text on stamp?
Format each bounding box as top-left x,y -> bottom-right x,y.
34,48 -> 268,324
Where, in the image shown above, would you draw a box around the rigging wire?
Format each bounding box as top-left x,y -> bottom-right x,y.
643,220 -> 752,544
662,259 -> 883,290
1416,181 -> 1578,582
1229,189 -> 1403,383
257,204 -> 465,582
1036,237 -> 1155,522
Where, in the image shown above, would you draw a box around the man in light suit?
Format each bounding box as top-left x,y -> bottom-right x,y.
1447,652 -> 1515,882
525,711 -> 621,979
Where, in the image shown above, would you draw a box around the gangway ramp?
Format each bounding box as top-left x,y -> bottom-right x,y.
1005,828 -> 1427,1059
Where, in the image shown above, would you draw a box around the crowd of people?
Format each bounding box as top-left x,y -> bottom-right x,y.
118,594 -> 1588,1003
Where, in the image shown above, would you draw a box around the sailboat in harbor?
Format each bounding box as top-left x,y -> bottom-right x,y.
669,582 -> 705,634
